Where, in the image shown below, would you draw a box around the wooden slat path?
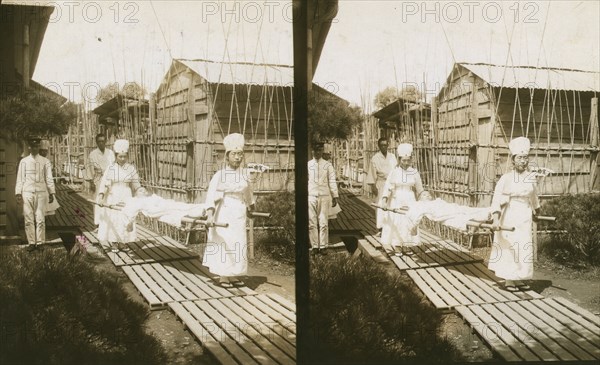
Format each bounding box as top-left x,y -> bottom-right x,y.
169,294 -> 296,365
330,190 -> 378,234
122,259 -> 256,309
46,187 -> 96,230
406,263 -> 544,309
336,188 -> 600,362
47,186 -> 297,364
455,298 -> 600,361
100,237 -> 198,266
357,230 -> 482,270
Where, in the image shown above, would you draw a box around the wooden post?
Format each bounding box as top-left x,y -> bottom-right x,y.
23,24 -> 30,87
248,219 -> 255,260
589,97 -> 598,147
589,97 -> 599,190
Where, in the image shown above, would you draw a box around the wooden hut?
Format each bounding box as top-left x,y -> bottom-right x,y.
432,63 -> 600,207
372,99 -> 433,186
149,58 -> 295,203
92,94 -> 151,183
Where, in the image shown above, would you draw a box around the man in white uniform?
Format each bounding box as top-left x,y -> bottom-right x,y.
308,141 -> 339,254
365,137 -> 397,234
15,135 -> 56,252
86,133 -> 115,226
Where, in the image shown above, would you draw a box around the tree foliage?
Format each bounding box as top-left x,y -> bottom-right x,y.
374,85 -> 424,109
97,82 -> 146,104
308,88 -> 363,142
0,89 -> 77,141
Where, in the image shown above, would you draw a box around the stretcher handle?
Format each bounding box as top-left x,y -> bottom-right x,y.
181,217 -> 229,228
370,203 -> 408,214
249,211 -> 271,218
466,221 -> 515,232
89,200 -> 125,210
535,215 -> 556,222
90,200 -> 229,227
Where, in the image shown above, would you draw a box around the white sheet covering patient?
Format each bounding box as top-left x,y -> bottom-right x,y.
120,194 -> 206,228
405,192 -> 492,232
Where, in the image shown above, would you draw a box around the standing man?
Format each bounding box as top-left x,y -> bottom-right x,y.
308,141 -> 339,254
365,137 -> 397,235
15,135 -> 56,251
86,133 -> 115,227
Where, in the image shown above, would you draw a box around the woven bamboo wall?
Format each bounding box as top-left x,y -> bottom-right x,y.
435,65 -> 600,207
152,60 -> 294,204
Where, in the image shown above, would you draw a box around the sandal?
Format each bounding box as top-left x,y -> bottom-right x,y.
504,285 -> 519,292
517,284 -> 531,291
218,278 -> 233,288
230,279 -> 245,287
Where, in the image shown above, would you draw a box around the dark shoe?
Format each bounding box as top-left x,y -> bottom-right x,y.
319,248 -> 328,256
26,245 -> 38,252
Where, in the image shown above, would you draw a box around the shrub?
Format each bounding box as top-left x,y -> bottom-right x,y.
308,254 -> 461,364
253,191 -> 295,263
0,249 -> 167,365
540,193 -> 600,266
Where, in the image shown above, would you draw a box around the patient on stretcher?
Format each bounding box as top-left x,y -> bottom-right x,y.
406,191 -> 492,233
121,191 -> 207,229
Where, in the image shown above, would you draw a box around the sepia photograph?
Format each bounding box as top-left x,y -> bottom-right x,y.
0,0 -> 599,364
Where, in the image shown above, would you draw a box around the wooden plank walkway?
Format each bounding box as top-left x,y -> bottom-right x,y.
100,237 -> 198,266
455,298 -> 600,361
169,294 -> 296,365
330,189 -> 378,234
336,188 -> 600,362
46,185 -> 96,230
45,185 -> 296,364
406,263 -> 543,309
122,260 -> 256,309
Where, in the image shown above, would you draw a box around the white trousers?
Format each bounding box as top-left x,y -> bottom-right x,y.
309,195 -> 331,249
22,191 -> 48,245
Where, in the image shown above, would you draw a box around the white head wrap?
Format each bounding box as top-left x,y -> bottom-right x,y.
223,133 -> 245,153
397,143 -> 413,157
508,137 -> 530,156
113,139 -> 129,154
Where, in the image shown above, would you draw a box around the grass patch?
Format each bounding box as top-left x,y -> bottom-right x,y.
540,193 -> 600,267
0,249 -> 167,365
254,191 -> 295,264
308,254 -> 461,364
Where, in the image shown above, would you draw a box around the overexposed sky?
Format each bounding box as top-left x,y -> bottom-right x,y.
29,0 -> 293,105
313,0 -> 600,110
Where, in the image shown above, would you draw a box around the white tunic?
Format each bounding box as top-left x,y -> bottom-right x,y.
380,166 -> 424,247
488,169 -> 540,281
97,162 -> 141,243
203,166 -> 253,277
365,151 -> 397,228
87,148 -> 115,225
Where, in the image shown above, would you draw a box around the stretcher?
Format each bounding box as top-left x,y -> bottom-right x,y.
371,202 -> 556,252
371,203 -> 555,231
91,200 -> 272,229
